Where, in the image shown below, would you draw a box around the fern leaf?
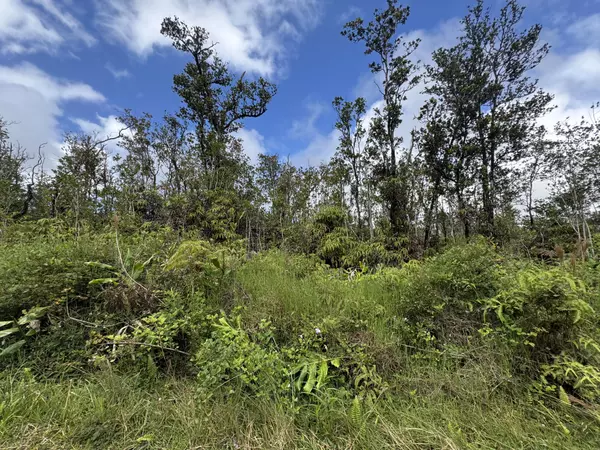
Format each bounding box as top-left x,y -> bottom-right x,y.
350,396 -> 362,427
559,386 -> 570,405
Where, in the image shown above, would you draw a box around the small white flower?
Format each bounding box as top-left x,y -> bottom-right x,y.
299,334 -> 304,340
315,327 -> 321,335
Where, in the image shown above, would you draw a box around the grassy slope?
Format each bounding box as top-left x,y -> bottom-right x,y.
1,231 -> 599,449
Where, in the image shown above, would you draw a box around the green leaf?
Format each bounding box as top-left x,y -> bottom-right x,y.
295,364 -> 308,392
0,340 -> 26,358
316,360 -> 329,389
0,321 -> 13,329
331,358 -> 341,368
86,261 -> 117,271
211,258 -> 221,269
89,278 -> 119,286
136,434 -> 154,443
0,328 -> 19,339
559,386 -> 570,405
131,262 -> 144,280
304,362 -> 318,394
17,306 -> 50,325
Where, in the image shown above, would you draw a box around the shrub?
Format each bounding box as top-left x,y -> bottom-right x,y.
390,239 -> 503,343
481,267 -> 594,363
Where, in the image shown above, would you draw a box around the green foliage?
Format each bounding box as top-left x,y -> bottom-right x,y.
2,0 -> 600,445
0,306 -> 49,359
390,239 -> 502,340
88,292 -> 208,373
164,239 -> 241,274
2,224 -> 600,446
162,239 -> 244,306
541,354 -> 600,403
194,314 -> 285,398
481,267 -> 593,358
314,205 -> 347,233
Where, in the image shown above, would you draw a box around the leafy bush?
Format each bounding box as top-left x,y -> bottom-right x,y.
389,239 -> 503,342
161,239 -> 244,306
88,291 -> 209,374
481,267 -> 594,361
194,314 -> 285,398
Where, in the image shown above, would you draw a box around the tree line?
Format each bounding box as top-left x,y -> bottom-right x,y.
1,0 -> 598,262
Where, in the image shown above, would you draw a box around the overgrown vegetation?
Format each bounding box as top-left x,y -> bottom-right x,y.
1,0 -> 600,448
1,227 -> 600,448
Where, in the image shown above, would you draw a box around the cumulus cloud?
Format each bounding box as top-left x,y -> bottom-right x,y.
94,0 -> 323,76
0,0 -> 96,55
534,14 -> 600,133
0,63 -> 105,166
69,114 -> 129,156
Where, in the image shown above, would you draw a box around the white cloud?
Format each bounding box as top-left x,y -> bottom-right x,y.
290,101 -> 327,140
535,14 -> 600,131
290,129 -> 340,168
0,62 -> 105,103
541,49 -> 600,94
0,0 -> 96,55
70,114 -> 126,149
105,63 -> 131,80
234,128 -> 267,164
566,13 -> 600,46
338,6 -> 362,25
94,0 -> 322,76
0,63 -> 105,166
287,99 -> 339,167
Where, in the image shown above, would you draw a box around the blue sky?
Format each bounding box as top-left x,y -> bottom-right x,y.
1,0 -> 599,169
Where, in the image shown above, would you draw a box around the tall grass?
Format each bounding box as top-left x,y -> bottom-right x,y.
1,370 -> 598,449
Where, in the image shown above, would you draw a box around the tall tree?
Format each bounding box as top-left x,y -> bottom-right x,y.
342,0 -> 420,237
422,0 -> 553,237
333,96 -> 368,233
463,0 -> 552,235
160,17 -> 277,236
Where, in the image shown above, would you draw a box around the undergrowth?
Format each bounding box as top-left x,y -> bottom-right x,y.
1,223 -> 600,448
